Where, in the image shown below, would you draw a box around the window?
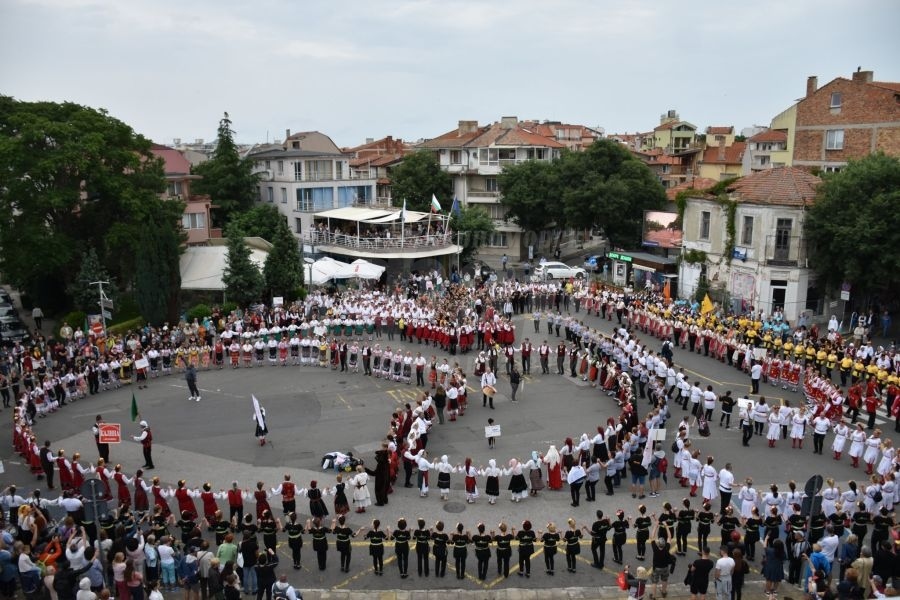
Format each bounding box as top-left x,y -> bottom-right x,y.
293,162 -> 302,181
825,129 -> 844,150
296,187 -> 334,211
699,211 -> 711,240
486,204 -> 507,220
498,148 -> 517,163
295,218 -> 303,234
305,160 -> 333,181
487,232 -> 508,247
741,215 -> 754,246
449,150 -> 462,165
166,181 -> 183,197
830,92 -> 842,108
266,187 -> 274,203
181,213 -> 206,230
479,148 -> 499,165
824,166 -> 842,173
335,162 -> 343,180
774,218 -> 792,261
485,177 -> 499,192
280,188 -> 287,204
277,160 -> 284,175
337,185 -> 372,207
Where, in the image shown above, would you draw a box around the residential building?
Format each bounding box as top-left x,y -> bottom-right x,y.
742,105 -> 797,175
247,130 -> 378,238
678,167 -> 821,323
697,130 -> 746,181
629,111 -> 702,190
792,69 -> 900,172
643,110 -> 700,154
664,177 -> 718,201
518,121 -> 604,152
417,117 -> 567,261
149,144 -> 218,245
344,135 -> 411,206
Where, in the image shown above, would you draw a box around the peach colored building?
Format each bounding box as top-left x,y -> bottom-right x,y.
150,144 -> 218,245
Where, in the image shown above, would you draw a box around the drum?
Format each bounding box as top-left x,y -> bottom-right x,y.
482,385 -> 497,397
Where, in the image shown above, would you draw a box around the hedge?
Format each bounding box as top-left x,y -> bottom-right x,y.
107,317 -> 144,336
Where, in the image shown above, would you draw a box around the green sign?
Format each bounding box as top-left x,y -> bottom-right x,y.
607,252 -> 632,263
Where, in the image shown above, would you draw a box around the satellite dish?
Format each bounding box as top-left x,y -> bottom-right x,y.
464,274 -> 471,282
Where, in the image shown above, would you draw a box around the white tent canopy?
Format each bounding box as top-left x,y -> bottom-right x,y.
180,244 -> 268,291
349,259 -> 385,280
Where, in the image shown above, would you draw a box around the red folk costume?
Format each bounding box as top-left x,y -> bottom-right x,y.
134,476 -> 149,512
200,489 -> 219,522
152,484 -> 171,517
114,472 -> 131,509
56,457 -> 74,491
254,489 -> 270,519
175,485 -> 198,519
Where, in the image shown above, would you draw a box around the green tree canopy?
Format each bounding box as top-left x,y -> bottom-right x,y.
498,140 -> 665,249
0,96 -> 168,312
225,204 -> 286,242
390,150 -> 452,212
223,228 -> 263,306
263,218 -> 304,300
450,205 -> 496,264
67,248 -> 118,315
806,152 -> 900,297
497,159 -> 561,234
132,196 -> 186,324
192,112 -> 259,225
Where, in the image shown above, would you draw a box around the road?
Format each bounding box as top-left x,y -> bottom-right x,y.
3,304 -> 894,593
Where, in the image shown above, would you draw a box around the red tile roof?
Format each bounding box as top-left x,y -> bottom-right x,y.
749,129 -> 788,143
418,125 -> 491,149
727,167 -> 821,207
151,144 -> 192,175
665,177 -> 719,200
706,126 -> 734,135
700,141 -> 746,165
419,120 -> 566,149
870,81 -> 900,93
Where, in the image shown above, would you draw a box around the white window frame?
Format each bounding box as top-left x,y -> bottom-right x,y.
181,213 -> 206,230
699,211 -> 711,240
280,187 -> 287,204
449,150 -> 462,165
830,92 -> 842,109
267,186 -> 274,203
825,129 -> 844,150
485,177 -> 499,193
741,215 -> 753,246
487,232 -> 508,248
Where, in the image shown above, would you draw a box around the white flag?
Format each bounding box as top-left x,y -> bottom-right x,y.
400,199 -> 407,223
252,394 -> 265,428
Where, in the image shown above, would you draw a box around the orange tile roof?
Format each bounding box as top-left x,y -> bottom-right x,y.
870,81 -> 900,93
151,144 -> 192,175
748,129 -> 788,143
665,177 -> 719,200
654,122 -> 676,131
706,126 -> 734,135
700,141 -> 746,165
727,167 -> 821,207
418,125 -> 491,149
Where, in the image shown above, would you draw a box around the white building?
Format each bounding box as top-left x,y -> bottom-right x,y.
248,131 -> 378,237
678,167 -> 822,323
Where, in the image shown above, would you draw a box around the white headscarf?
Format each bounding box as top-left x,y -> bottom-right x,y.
545,445 -> 560,468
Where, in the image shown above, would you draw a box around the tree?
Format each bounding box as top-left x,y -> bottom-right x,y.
390,151 -> 452,212
192,112 -> 259,225
450,205 -> 496,264
225,204 -> 286,242
498,160 -> 562,235
263,218 -> 304,300
67,248 -> 118,314
806,152 -> 900,298
0,96 -> 166,312
223,228 -> 264,306
132,196 -> 186,324
559,140 -> 666,248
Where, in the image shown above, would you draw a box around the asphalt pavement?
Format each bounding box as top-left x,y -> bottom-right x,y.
3,303 -> 894,596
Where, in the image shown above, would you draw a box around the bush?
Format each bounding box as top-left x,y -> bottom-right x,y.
107,317 -> 144,336
221,301 -> 238,315
295,287 -> 308,301
60,311 -> 86,334
187,304 -> 212,321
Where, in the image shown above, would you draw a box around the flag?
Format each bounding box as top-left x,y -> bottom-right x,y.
400,199 -> 407,223
131,393 -> 140,422
701,293 -> 714,315
430,194 -> 441,213
450,196 -> 461,217
252,394 -> 265,428
663,279 -> 671,304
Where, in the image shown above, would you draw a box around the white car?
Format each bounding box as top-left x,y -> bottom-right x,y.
534,261 -> 587,280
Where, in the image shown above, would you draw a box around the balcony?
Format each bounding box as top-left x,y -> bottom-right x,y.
764,234 -> 806,267
302,230 -> 455,253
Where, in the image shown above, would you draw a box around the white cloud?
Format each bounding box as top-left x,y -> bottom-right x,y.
277,40 -> 365,61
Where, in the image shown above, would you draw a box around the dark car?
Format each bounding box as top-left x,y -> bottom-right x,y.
0,305 -> 17,320
0,318 -> 30,345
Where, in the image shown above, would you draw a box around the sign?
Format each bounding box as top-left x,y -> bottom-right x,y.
606,252 -> 632,263
840,282 -> 851,302
134,358 -> 149,370
732,247 -> 748,261
484,425 -> 502,438
272,296 -> 284,307
840,290 -> 850,301
101,310 -> 112,320
99,298 -> 114,309
98,423 -> 121,444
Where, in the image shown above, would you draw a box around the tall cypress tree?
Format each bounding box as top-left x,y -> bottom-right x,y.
223,228 -> 263,306
263,218 -> 304,300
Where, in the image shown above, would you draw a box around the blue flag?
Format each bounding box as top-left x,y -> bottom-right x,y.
450,196 -> 461,217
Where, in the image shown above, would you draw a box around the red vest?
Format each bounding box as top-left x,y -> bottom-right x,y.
227,488 -> 243,507
282,482 -> 295,501
141,429 -> 153,448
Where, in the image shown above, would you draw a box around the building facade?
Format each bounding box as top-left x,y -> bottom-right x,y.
248,131 -> 378,238
793,69 -> 900,172
150,144 -> 218,246
678,167 -> 821,323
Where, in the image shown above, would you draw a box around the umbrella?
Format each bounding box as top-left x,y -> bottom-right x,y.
349,259 -> 385,280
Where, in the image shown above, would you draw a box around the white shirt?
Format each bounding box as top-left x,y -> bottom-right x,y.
715,555 -> 736,579
751,364 -> 763,379
718,469 -> 735,493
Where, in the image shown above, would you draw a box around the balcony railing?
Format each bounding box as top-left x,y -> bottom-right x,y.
303,230 -> 454,252
764,234 -> 806,267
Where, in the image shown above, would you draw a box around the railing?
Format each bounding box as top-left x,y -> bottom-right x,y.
303,230 -> 455,252
764,234 -> 806,267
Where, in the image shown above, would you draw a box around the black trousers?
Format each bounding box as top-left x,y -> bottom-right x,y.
338,547 -> 351,571
42,464 -> 55,488
612,536 -> 625,563
143,445 -> 154,469
416,370 -> 424,386
396,546 -> 409,575
416,548 -> 429,576
316,548 -> 327,570
288,539 -> 301,566
476,551 -> 489,580
813,432 -> 825,454
518,550 -> 532,575
742,423 -> 753,446
585,480 -> 597,501
720,491 -> 732,515
188,380 -> 200,397
434,552 -> 446,577
570,481 -> 583,506
371,551 -> 383,572
496,551 -> 510,577
229,505 -> 243,524
544,550 -> 555,572
676,524 -> 690,553
591,539 -> 606,567
454,552 -> 466,579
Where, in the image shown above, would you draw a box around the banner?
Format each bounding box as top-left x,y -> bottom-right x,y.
98,423 -> 121,444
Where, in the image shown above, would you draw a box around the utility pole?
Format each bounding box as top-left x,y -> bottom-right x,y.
90,280 -> 113,334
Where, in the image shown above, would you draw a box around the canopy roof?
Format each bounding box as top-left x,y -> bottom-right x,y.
314,206 -> 433,224
180,243 -> 268,291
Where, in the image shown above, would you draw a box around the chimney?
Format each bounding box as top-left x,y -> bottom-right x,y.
458,120 -> 478,135
718,138 -> 726,162
285,129 -> 291,139
365,138 -> 374,144
500,116 -> 518,129
806,76 -> 818,98
852,69 -> 874,83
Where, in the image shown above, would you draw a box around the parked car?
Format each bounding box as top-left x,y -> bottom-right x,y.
0,306 -> 17,319
0,289 -> 12,305
0,318 -> 30,345
534,261 -> 587,280
583,255 -> 605,270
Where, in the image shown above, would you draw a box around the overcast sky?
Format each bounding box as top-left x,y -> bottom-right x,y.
3,0 -> 899,148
